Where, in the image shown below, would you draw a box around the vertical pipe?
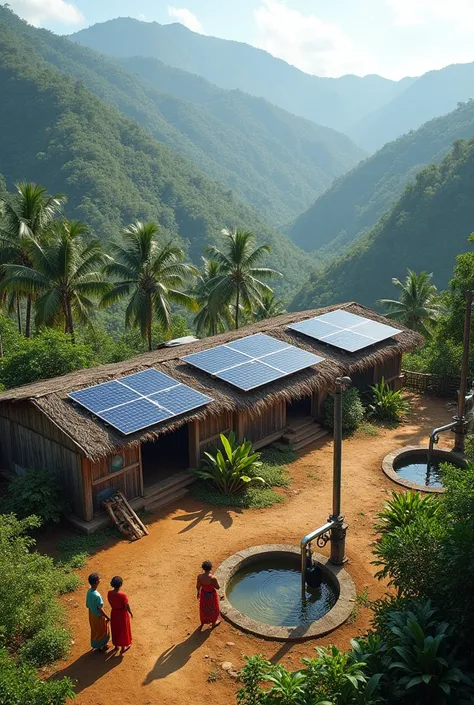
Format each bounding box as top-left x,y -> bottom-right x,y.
454,290 -> 473,453
332,379 -> 343,520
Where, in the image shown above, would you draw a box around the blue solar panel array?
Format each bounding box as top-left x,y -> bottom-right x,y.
182,333 -> 324,391
288,310 -> 401,353
68,368 -> 213,435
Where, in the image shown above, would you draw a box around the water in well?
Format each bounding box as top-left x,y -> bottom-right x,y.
227,557 -> 337,627
394,453 -> 450,488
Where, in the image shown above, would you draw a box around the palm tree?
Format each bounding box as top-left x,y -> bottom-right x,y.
253,290 -> 286,321
192,258 -> 233,337
378,270 -> 440,335
0,182 -> 66,336
102,221 -> 198,351
0,220 -> 109,342
206,228 -> 281,330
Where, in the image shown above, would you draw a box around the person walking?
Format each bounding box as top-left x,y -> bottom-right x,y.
197,560 -> 220,629
86,573 -> 110,652
107,576 -> 133,655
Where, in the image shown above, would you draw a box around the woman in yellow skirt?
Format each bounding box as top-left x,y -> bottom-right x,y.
86,573 -> 110,651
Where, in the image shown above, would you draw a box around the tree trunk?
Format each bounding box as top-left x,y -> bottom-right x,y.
65,298 -> 75,344
147,301 -> 153,352
16,296 -> 22,335
25,295 -> 32,338
235,288 -> 240,330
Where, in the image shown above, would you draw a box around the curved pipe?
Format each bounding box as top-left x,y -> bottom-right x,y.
301,521 -> 336,598
427,421 -> 457,467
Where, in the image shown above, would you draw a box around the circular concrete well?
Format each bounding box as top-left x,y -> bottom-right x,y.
214,544 -> 355,641
382,445 -> 466,493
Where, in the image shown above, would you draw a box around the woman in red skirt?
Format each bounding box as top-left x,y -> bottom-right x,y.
107,576 -> 133,654
197,560 -> 220,629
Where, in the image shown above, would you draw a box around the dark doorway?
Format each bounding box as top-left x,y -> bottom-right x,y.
141,424 -> 190,490
286,395 -> 312,422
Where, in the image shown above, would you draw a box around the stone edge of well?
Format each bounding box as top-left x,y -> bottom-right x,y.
214,544 -> 356,641
381,445 -> 466,494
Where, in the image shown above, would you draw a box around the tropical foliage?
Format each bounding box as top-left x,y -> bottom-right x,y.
378,270 -> 439,334
102,221 -> 197,350
323,387 -> 365,434
1,468 -> 67,524
192,258 -> 232,336
206,228 -> 281,329
192,432 -> 265,495
368,378 -> 409,423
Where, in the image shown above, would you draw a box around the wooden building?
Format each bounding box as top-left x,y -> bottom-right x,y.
0,303 -> 422,530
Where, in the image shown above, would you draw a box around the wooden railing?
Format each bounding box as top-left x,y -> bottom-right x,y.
403,370 -> 461,398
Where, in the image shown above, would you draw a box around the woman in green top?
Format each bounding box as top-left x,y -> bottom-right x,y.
86,573 -> 110,651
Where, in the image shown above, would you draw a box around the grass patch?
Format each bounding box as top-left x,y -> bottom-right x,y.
355,421 -> 380,437
56,526 -> 121,570
189,443 -> 294,509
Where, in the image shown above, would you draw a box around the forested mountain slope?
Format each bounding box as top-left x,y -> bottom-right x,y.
0,15 -> 311,299
349,61 -> 474,152
288,100 -> 474,254
0,8 -> 363,227
291,138 -> 474,311
71,17 -> 408,133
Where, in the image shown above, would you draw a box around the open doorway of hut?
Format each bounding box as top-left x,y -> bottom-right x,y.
286,395 -> 312,424
141,424 -> 190,490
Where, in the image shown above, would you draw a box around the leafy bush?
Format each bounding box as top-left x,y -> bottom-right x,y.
324,387 -> 365,434
3,468 -> 66,524
368,378 -> 409,423
403,335 -> 463,378
0,648 -> 74,705
374,491 -> 439,534
0,514 -> 74,650
0,328 -> 95,389
192,432 -> 265,495
19,627 -> 71,667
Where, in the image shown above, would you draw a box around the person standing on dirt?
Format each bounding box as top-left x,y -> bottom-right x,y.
197,560 -> 221,629
108,576 -> 133,655
86,573 -> 110,652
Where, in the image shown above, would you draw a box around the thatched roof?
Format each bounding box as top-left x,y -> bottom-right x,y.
0,303 -> 422,460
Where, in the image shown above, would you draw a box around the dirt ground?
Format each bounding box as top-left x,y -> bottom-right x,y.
49,395 -> 456,705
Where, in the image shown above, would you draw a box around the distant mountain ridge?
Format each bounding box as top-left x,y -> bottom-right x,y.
0,8 -> 364,228
0,6 -> 312,299
71,17 -> 410,134
348,61 -> 474,151
291,137 -> 474,311
287,99 -> 474,254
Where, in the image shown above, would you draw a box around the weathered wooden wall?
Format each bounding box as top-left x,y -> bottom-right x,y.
193,411 -> 234,461
237,401 -> 286,448
373,354 -> 403,390
0,401 -> 84,517
83,445 -> 142,521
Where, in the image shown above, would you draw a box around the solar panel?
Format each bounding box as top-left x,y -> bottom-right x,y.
287,310 -> 401,353
182,333 -> 324,391
68,368 -> 213,435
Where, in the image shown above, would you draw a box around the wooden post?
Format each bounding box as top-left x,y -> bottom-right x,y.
188,421 -> 200,468
81,457 -> 94,522
138,443 -> 144,497
235,411 -> 246,443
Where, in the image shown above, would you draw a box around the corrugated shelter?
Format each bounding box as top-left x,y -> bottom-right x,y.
0,303 -> 422,528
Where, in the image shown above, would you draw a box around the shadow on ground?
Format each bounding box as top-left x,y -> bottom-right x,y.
50,648 -> 124,694
143,628 -> 211,683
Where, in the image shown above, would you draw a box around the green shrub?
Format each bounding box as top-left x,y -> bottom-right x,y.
0,648 -> 74,705
324,386 -> 365,434
19,627 -> 71,667
192,432 -> 265,495
3,468 -> 66,524
368,378 -> 409,423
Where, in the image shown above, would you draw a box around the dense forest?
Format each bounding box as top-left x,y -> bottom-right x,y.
0,7 -> 364,228
288,99 -> 474,255
0,9 -> 313,300
71,17 -> 411,133
291,137 -> 474,310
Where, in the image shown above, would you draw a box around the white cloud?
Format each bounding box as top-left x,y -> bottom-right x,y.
167,7 -> 203,33
386,0 -> 474,28
8,0 -> 84,26
253,0 -> 371,77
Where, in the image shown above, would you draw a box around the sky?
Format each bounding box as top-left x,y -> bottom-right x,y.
6,0 -> 474,80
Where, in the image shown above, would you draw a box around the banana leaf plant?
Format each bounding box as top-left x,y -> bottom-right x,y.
192,431 -> 265,495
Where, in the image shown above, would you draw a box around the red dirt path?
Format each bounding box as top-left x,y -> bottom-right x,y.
50,395 -> 455,705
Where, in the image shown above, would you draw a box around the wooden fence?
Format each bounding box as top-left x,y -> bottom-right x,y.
402,370 -> 461,398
